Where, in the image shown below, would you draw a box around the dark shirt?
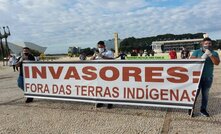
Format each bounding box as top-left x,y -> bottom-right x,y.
116,53 -> 127,60
18,54 -> 35,76
79,54 -> 87,60
181,50 -> 190,59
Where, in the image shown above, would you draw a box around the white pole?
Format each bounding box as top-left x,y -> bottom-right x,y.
114,33 -> 119,57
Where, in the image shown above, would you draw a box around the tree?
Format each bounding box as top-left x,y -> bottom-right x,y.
40,53 -> 45,61
119,33 -> 206,52
80,47 -> 94,56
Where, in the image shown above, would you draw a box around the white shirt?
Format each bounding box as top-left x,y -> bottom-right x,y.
95,49 -> 114,60
9,56 -> 17,65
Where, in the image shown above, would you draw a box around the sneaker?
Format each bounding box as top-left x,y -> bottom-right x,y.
95,103 -> 104,108
107,104 -> 113,109
25,98 -> 33,103
200,109 -> 210,117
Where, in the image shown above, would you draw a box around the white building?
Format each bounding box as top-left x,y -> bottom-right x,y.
5,42 -> 47,56
152,38 -> 203,53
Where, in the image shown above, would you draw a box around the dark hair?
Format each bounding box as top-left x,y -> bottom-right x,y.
203,37 -> 212,42
97,41 -> 105,46
23,47 -> 30,50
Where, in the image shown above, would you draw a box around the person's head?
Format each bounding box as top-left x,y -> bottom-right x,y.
97,41 -> 105,53
23,47 -> 30,56
202,37 -> 212,50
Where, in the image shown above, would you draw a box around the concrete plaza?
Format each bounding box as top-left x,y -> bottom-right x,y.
0,61 -> 221,134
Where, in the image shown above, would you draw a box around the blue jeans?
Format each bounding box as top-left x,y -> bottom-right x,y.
197,77 -> 213,111
17,75 -> 24,91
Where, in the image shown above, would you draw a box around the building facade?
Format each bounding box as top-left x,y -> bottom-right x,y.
152,38 -> 203,53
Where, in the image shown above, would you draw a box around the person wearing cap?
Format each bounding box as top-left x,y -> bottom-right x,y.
91,41 -> 114,109
190,37 -> 220,117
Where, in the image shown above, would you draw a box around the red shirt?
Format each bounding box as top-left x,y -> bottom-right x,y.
169,50 -> 177,59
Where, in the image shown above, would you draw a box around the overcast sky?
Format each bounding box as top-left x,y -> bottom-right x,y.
1,0 -> 221,54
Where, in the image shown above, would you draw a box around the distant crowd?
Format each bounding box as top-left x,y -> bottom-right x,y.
78,46 -> 191,61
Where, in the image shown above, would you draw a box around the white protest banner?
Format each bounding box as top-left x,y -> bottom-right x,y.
23,60 -> 204,109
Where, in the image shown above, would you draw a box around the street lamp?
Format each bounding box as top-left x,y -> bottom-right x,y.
3,26 -> 11,57
0,26 -> 11,66
0,28 -> 5,65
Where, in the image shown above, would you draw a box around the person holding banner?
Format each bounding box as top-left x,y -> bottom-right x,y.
191,37 -> 220,117
16,47 -> 35,103
90,41 -> 114,60
91,41 -> 114,109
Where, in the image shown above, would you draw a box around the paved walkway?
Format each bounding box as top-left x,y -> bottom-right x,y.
0,62 -> 221,134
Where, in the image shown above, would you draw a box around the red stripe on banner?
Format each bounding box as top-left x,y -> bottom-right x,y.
193,78 -> 199,83
193,71 -> 201,76
24,66 -> 30,78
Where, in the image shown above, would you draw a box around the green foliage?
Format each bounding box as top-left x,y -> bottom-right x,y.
80,47 -> 94,56
40,53 -> 46,60
68,53 -> 73,57
119,33 -> 205,52
67,47 -> 95,57
216,40 -> 221,49
212,41 -> 218,49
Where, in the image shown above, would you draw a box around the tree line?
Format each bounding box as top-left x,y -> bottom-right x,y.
67,33 -> 221,57
119,33 -> 221,52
